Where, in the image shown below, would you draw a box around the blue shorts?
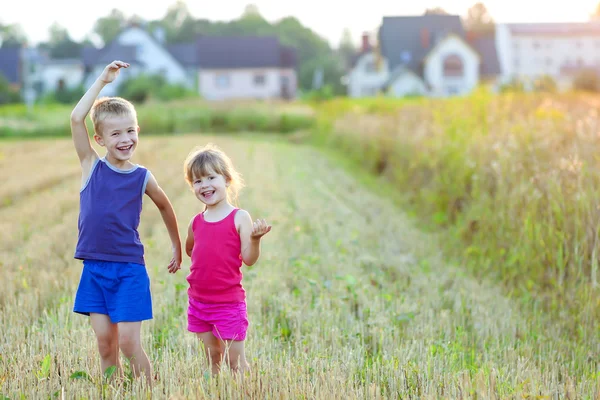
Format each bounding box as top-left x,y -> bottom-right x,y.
73,260 -> 152,323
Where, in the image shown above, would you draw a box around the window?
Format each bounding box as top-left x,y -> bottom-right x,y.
253,74 -> 266,86
546,58 -> 552,66
576,41 -> 583,48
533,41 -> 541,49
442,54 -> 464,77
401,51 -> 412,63
215,74 -> 230,88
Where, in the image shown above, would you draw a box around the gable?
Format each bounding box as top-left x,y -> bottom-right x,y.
423,34 -> 480,64
379,15 -> 466,75
116,27 -> 186,70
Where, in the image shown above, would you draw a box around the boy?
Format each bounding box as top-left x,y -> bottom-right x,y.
70,60 -> 182,385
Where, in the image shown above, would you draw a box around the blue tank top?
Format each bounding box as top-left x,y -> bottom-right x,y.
74,158 -> 150,265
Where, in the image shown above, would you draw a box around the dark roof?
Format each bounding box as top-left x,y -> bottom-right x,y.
166,43 -> 198,66
468,32 -> 501,77
379,15 -> 466,75
93,43 -> 141,66
83,28 -> 297,70
196,36 -> 285,69
167,36 -> 296,69
82,46 -> 101,66
0,47 -> 20,84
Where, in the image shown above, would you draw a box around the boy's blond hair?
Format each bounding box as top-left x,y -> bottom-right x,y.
184,143 -> 244,205
90,97 -> 137,136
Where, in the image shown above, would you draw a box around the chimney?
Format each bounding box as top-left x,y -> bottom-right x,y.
466,30 -> 476,44
361,32 -> 371,52
421,28 -> 430,48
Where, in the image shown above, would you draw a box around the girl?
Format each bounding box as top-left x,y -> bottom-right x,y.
183,143 -> 271,374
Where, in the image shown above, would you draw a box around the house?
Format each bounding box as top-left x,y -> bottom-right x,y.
30,24 -> 298,100
495,22 -> 600,90
168,35 -> 297,100
348,15 -> 485,98
0,46 -> 44,103
0,47 -> 21,89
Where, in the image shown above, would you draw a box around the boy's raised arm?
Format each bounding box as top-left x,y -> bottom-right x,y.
70,60 -> 129,166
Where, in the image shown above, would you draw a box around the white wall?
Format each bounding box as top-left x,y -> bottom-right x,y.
496,23 -> 600,88
40,63 -> 84,92
198,68 -> 294,100
347,52 -> 389,97
388,72 -> 427,97
424,35 -> 480,96
117,27 -> 189,86
495,24 -> 515,85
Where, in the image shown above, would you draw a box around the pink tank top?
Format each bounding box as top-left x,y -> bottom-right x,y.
187,209 -> 245,303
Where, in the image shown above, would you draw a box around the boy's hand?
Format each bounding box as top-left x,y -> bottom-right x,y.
250,219 -> 271,240
167,249 -> 182,274
99,60 -> 129,84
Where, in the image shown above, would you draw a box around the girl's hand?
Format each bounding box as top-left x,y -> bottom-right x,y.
250,219 -> 271,240
99,60 -> 129,84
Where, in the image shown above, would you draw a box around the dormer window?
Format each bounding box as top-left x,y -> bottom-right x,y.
443,54 -> 464,77
401,51 -> 412,63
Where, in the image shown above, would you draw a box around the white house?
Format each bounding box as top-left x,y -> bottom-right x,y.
496,22 -> 600,90
177,36 -> 298,101
349,15 -> 497,98
30,25 -> 298,100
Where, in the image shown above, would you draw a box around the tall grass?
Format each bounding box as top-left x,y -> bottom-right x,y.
311,91 -> 600,330
0,100 -> 315,138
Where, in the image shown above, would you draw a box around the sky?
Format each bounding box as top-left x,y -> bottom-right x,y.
3,0 -> 599,46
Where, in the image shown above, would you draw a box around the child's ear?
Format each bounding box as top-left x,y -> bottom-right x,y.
93,134 -> 105,147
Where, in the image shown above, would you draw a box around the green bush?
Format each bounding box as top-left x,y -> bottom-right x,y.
0,73 -> 22,105
118,74 -> 197,103
0,99 -> 315,138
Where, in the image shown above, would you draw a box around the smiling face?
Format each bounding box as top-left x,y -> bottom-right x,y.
191,167 -> 229,207
94,113 -> 139,165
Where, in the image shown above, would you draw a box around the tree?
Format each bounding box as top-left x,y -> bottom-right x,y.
337,29 -> 356,70
0,22 -> 27,47
242,4 -> 261,17
45,22 -> 82,59
464,2 -> 494,32
94,9 -> 126,45
424,7 -> 450,15
591,2 -> 600,20
157,0 -> 198,43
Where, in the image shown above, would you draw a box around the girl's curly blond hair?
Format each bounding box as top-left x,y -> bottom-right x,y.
183,143 -> 244,205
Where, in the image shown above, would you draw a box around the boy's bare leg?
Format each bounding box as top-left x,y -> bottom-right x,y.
90,313 -> 121,378
118,322 -> 152,386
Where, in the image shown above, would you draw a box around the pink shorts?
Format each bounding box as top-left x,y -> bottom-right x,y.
187,297 -> 248,341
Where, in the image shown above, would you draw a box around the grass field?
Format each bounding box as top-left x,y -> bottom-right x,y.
0,134 -> 598,398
